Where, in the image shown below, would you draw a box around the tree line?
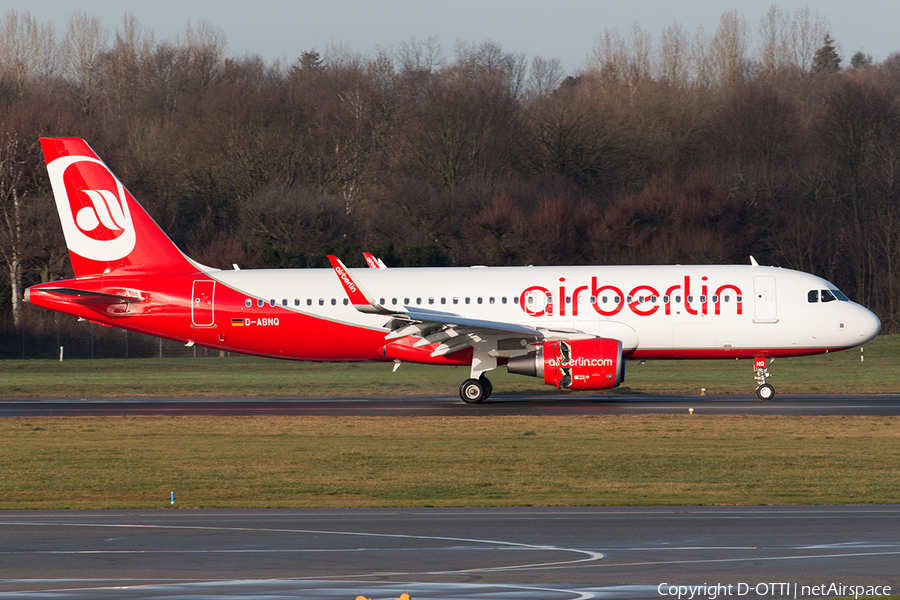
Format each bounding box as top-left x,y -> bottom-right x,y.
1,6 -> 899,357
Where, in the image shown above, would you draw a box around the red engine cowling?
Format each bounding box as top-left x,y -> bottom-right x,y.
507,338 -> 625,390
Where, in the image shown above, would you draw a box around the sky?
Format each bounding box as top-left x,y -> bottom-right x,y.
14,0 -> 900,75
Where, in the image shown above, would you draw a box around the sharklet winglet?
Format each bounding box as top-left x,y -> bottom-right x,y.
327,255 -> 397,315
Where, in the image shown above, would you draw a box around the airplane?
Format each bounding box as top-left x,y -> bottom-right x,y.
25,138 -> 881,402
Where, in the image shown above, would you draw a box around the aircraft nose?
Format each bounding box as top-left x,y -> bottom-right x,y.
856,304 -> 881,344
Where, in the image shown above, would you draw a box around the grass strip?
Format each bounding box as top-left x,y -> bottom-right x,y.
1,414 -> 898,509
0,334 -> 897,398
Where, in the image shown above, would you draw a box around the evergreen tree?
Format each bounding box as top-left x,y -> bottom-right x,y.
850,50 -> 873,68
812,33 -> 841,74
299,49 -> 323,71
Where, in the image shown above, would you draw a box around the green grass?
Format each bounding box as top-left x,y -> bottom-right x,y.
1,414 -> 898,509
0,335 -> 897,398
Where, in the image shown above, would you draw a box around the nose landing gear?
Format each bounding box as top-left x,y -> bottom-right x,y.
754,357 -> 775,400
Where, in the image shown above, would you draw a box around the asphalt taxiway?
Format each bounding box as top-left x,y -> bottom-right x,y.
1,507 -> 898,599
2,393 -> 900,417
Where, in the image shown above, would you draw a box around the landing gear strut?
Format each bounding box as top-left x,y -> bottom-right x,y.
459,376 -> 492,404
754,357 -> 775,401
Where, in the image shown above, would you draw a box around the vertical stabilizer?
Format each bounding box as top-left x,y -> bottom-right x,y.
40,137 -> 195,278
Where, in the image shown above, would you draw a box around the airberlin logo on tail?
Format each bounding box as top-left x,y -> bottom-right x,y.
76,190 -> 128,237
47,155 -> 136,261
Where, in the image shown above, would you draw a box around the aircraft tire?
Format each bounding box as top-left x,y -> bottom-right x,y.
479,375 -> 493,399
756,383 -> 775,401
459,378 -> 486,403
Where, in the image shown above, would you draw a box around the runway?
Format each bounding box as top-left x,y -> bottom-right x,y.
2,393 -> 900,417
1,507 -> 898,599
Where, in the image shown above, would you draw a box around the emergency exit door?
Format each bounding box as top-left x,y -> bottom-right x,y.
753,276 -> 777,322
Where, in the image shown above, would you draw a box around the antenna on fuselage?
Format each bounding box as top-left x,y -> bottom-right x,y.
749,256 -> 759,267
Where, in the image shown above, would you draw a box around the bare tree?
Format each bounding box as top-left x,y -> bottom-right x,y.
789,6 -> 829,75
100,13 -> 155,117
0,134 -> 33,331
627,23 -> 653,83
396,36 -> 444,74
657,22 -> 691,87
61,11 -> 108,113
180,19 -> 227,89
588,24 -> 652,86
587,28 -> 628,83
709,10 -> 749,89
0,10 -> 57,98
758,4 -> 790,76
690,25 -> 714,88
527,56 -> 564,98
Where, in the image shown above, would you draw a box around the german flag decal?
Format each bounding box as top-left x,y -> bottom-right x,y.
231,318 -> 244,326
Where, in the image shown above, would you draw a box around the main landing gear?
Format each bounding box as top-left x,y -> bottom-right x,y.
459,376 -> 493,404
754,357 -> 775,401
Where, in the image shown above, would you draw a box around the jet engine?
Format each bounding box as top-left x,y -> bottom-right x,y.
507,338 -> 624,390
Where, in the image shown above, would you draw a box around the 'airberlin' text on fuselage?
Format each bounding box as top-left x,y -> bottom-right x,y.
519,275 -> 743,318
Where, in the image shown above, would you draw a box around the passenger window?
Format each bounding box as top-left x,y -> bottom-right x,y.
258,299 -> 264,307
441,298 -> 447,304
245,299 -> 252,308
466,297 -> 471,304
808,290 -> 819,303
392,298 -> 398,305
490,297 -> 495,304
502,297 -> 507,304
331,298 -> 336,306
513,296 -> 519,304
307,299 -> 312,306
428,297 -> 434,305
282,299 -> 288,306
269,299 -> 276,307
294,299 -> 300,306
343,299 -> 349,305
477,297 -> 483,304
453,297 -> 459,304
319,298 -> 324,306
821,289 -> 837,303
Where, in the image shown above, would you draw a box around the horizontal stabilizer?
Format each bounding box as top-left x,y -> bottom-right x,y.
39,287 -> 143,305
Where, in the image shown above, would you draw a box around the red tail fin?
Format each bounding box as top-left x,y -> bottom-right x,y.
40,137 -> 195,278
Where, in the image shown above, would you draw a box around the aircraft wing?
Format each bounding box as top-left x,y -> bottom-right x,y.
327,256 -> 590,358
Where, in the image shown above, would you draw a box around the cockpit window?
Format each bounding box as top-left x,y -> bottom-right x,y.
808,290 -> 818,303
820,289 -> 837,303
832,289 -> 849,301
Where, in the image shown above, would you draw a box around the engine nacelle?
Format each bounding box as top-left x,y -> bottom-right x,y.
507,338 -> 625,390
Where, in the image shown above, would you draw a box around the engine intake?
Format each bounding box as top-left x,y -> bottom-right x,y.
508,338 -> 624,390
